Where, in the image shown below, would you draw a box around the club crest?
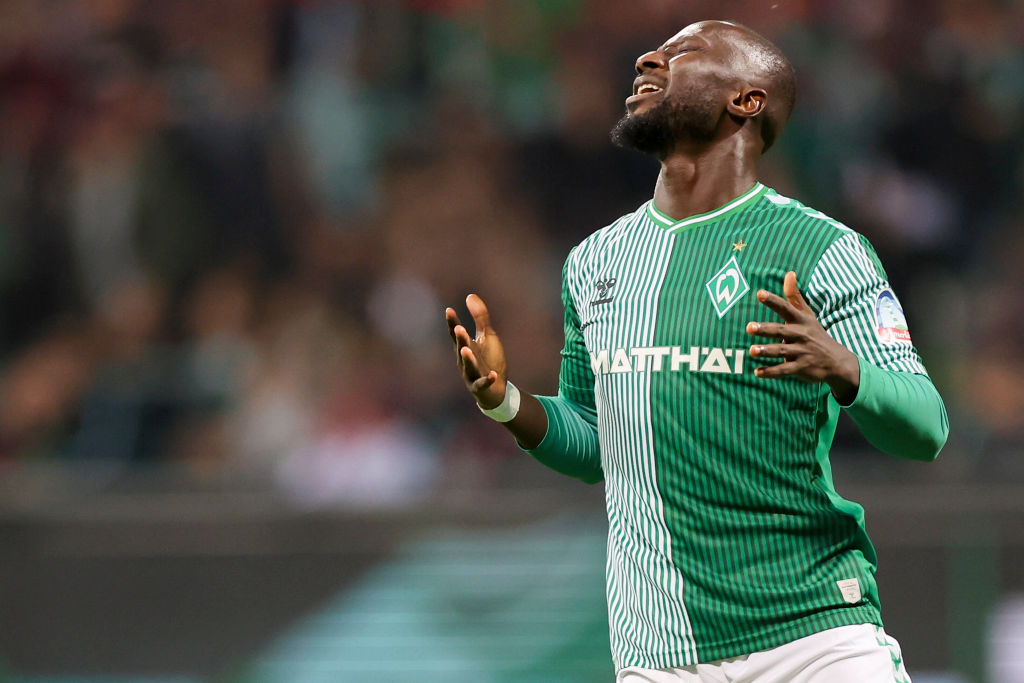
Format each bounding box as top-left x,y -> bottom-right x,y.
705,256 -> 750,318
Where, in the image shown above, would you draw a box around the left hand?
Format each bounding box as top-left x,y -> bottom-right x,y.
746,271 -> 860,404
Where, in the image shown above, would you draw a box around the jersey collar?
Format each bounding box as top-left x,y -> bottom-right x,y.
646,183 -> 768,232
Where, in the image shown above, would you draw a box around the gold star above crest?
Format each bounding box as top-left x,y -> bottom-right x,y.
732,240 -> 748,252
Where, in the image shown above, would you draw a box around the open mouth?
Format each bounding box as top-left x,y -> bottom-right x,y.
626,81 -> 665,109
635,83 -> 663,96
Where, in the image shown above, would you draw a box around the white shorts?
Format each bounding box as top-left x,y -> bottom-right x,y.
616,623 -> 911,683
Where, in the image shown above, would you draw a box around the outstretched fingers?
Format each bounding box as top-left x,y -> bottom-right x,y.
745,271 -> 823,381
749,341 -> 804,378
752,359 -> 807,379
466,293 -> 494,339
472,369 -> 498,392
750,343 -> 800,360
447,295 -> 507,403
445,307 -> 462,344
460,344 -> 484,381
446,308 -> 477,351
746,321 -> 802,341
754,271 -> 811,323
448,307 -> 484,380
755,289 -> 800,322
782,270 -> 809,309
459,342 -> 500,389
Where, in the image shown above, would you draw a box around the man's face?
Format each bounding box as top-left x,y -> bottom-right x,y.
612,22 -> 740,157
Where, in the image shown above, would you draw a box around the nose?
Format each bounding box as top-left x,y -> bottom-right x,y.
635,50 -> 667,75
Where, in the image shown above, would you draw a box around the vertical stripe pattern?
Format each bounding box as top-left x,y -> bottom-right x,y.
552,186 -> 929,668
570,208 -> 699,668
804,233 -> 927,375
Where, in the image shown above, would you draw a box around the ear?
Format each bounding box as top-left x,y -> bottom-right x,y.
726,88 -> 767,119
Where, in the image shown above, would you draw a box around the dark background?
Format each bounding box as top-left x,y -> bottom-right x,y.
0,1 -> 1021,681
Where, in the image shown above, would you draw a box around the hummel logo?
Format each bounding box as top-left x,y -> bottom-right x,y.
591,278 -> 617,306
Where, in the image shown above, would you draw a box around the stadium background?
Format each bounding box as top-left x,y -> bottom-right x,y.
0,0 -> 1021,681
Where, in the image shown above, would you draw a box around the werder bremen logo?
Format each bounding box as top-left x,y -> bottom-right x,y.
705,256 -> 750,318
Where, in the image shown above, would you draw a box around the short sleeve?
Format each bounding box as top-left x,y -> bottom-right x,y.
803,232 -> 928,376
557,249 -> 599,407
522,249 -> 602,483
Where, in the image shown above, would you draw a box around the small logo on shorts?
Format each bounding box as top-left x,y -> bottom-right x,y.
837,578 -> 862,604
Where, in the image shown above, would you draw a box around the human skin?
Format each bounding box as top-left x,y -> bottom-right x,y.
445,20 -> 860,448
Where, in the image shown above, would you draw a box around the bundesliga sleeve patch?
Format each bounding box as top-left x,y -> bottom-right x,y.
875,289 -> 912,344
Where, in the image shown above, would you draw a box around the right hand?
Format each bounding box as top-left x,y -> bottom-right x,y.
445,293 -> 508,409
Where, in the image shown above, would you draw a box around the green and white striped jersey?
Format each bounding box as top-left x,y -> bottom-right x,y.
539,183 -> 932,669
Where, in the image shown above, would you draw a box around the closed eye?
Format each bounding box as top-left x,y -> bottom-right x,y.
664,46 -> 698,61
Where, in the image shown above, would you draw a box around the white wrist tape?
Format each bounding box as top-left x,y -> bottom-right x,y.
478,381 -> 521,422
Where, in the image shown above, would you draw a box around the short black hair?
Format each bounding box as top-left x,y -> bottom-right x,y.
725,24 -> 796,151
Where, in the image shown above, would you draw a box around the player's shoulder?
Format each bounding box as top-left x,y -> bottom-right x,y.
756,187 -> 855,241
754,187 -> 886,269
565,203 -> 649,268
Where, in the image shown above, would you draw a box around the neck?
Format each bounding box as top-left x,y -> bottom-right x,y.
652,139 -> 760,221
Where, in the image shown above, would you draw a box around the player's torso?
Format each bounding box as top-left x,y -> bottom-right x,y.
569,190 -> 884,665
572,192 -> 838,498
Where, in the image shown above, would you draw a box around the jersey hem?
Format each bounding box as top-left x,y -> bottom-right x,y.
613,606 -> 883,670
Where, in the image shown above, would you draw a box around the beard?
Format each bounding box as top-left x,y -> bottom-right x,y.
611,90 -> 720,158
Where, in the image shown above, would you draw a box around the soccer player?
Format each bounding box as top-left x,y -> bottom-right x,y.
446,20 -> 947,682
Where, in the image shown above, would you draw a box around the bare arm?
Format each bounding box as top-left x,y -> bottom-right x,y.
445,293 -> 548,449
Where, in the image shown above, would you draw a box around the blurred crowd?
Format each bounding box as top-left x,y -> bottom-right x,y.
0,0 -> 1022,505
